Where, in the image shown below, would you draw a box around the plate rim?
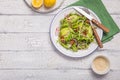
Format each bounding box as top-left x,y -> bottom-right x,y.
50,6 -> 103,58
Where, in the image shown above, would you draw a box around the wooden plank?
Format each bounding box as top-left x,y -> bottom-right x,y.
0,32 -> 119,69
0,0 -> 120,15
112,15 -> 120,27
0,0 -> 119,79
0,33 -> 53,50
0,46 -> 119,69
0,15 -> 119,32
0,33 -> 119,50
0,70 -> 120,80
0,15 -> 54,32
102,0 -> 120,15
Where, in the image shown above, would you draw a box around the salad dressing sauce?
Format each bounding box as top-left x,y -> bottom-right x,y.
93,57 -> 109,72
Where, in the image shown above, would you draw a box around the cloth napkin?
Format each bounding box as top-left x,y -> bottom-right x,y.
68,0 -> 120,43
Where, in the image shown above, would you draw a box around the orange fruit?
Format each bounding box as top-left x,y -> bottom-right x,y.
44,0 -> 56,8
32,0 -> 43,9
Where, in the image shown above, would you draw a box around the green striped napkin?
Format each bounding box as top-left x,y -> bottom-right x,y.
68,0 -> 120,43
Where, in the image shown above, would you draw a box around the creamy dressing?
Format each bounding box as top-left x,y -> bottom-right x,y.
93,57 -> 109,72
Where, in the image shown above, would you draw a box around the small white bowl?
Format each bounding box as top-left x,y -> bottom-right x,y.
91,55 -> 110,75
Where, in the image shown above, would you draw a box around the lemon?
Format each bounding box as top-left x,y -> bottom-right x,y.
32,0 -> 43,9
44,0 -> 56,8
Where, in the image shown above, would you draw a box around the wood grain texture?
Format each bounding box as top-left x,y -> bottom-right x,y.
0,0 -> 120,80
0,33 -> 119,50
0,15 -> 119,32
102,0 -> 120,15
0,0 -> 120,15
0,15 -> 54,32
0,33 -> 119,70
0,50 -> 120,70
0,70 -> 120,80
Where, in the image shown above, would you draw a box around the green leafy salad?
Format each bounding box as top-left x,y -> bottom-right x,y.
58,13 -> 94,52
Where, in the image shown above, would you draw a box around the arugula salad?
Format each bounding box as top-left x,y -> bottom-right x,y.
58,13 -> 94,52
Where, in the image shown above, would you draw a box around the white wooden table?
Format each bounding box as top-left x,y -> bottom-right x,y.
0,0 -> 120,80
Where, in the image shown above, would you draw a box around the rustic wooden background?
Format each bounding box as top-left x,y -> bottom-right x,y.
0,0 -> 120,80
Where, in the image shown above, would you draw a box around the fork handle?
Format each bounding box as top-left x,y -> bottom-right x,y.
92,19 -> 109,33
92,27 -> 103,48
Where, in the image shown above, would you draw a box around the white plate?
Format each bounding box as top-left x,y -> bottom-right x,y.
24,0 -> 64,13
50,6 -> 103,57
